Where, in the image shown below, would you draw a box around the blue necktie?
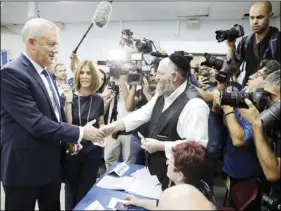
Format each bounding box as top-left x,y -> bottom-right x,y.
42,69 -> 62,122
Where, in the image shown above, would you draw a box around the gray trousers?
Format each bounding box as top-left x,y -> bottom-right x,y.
104,134 -> 131,169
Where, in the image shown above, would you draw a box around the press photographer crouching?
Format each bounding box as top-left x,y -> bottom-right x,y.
239,70 -> 281,211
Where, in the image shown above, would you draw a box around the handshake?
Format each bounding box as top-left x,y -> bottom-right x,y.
67,120 -> 118,155
82,120 -> 120,145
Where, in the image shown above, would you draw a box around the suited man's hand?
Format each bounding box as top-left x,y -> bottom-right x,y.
82,120 -> 105,143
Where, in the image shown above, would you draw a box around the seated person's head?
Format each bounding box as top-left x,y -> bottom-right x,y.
166,141 -> 207,187
74,60 -> 101,93
247,59 -> 280,90
157,184 -> 216,210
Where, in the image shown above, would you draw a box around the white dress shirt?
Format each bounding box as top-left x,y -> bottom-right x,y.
122,81 -> 209,158
23,53 -> 83,142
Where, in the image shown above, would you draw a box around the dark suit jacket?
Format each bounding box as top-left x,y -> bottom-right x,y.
0,53 -> 80,187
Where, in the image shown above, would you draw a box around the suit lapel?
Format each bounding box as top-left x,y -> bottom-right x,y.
19,54 -> 58,120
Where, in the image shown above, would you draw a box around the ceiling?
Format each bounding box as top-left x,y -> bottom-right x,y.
1,1 -> 280,24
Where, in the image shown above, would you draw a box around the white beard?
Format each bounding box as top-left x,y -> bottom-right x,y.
156,80 -> 175,97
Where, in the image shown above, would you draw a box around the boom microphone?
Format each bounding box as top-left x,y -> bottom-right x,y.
72,1 -> 113,54
93,1 -> 113,28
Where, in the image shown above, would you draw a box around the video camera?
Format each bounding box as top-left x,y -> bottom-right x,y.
97,60 -> 126,79
215,24 -> 244,43
201,53 -> 238,83
121,29 -> 153,54
220,88 -> 269,111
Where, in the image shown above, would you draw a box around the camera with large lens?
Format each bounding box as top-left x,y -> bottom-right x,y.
261,193 -> 281,211
97,60 -> 125,79
215,24 -> 244,43
201,53 -> 237,82
135,38 -> 153,54
220,88 -> 269,111
257,100 -> 281,139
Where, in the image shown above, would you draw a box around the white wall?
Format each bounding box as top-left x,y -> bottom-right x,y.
1,17 -> 280,76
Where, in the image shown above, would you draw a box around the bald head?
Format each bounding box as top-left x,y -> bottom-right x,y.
157,184 -> 216,210
249,1 -> 273,34
250,1 -> 272,16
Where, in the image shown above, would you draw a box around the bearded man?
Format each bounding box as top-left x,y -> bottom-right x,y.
100,53 -> 209,190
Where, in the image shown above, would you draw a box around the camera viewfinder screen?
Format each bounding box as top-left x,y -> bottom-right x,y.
130,53 -> 143,61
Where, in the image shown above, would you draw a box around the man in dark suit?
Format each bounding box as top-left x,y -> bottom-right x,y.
0,18 -> 105,210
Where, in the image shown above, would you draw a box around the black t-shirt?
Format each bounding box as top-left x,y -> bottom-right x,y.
72,93 -> 104,153
236,26 -> 280,86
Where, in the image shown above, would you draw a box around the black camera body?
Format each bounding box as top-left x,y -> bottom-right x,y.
220,88 -> 269,111
261,193 -> 281,211
121,29 -> 153,54
135,38 -> 153,54
201,53 -> 238,83
215,24 -> 244,43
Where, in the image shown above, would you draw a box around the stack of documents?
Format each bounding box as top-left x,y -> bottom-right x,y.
96,167 -> 162,199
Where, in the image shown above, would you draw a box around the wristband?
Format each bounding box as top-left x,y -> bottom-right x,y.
224,111 -> 234,117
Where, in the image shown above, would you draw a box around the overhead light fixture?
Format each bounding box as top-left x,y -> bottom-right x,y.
1,4 -> 3,7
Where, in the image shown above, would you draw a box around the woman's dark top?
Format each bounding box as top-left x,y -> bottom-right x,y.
72,93 -> 104,153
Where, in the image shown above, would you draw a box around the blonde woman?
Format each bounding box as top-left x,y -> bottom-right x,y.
62,60 -> 106,210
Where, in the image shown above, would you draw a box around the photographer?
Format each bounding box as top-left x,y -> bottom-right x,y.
213,85 -> 263,209
104,62 -> 140,169
239,70 -> 280,202
245,59 -> 280,91
227,1 -> 280,86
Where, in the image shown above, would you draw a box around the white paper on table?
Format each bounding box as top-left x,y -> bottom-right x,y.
84,200 -> 105,210
96,175 -> 134,190
108,198 -> 128,209
130,167 -> 151,178
126,179 -> 162,199
130,168 -> 160,186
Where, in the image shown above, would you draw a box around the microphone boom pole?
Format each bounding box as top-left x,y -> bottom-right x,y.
73,23 -> 94,54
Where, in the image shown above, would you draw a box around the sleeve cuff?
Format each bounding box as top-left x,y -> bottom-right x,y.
78,127 -> 84,143
122,117 -> 133,132
164,142 -> 174,159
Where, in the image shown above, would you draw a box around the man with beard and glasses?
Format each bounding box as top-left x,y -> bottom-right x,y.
227,1 -> 280,86
100,53 -> 209,190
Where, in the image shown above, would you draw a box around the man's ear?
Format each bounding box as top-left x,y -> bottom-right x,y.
269,12 -> 274,19
172,72 -> 180,82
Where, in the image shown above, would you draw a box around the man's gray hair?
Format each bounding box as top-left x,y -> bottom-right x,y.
22,18 -> 59,43
265,69 -> 280,87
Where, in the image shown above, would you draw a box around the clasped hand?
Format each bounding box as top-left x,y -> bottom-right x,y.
83,120 -> 118,146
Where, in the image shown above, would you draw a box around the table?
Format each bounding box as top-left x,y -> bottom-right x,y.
74,162 -> 154,210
